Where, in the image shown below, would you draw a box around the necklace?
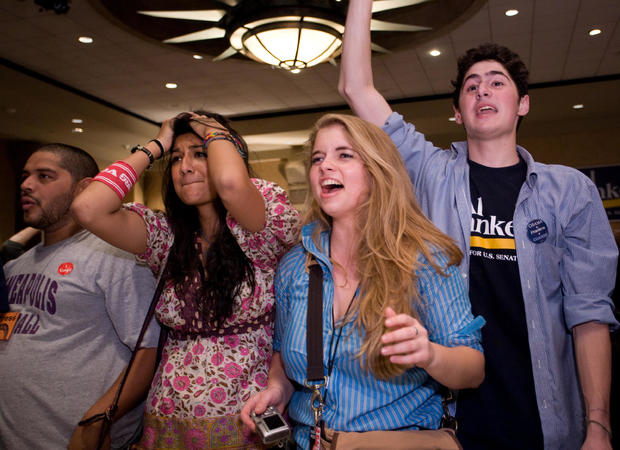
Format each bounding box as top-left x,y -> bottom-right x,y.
323,283 -> 359,403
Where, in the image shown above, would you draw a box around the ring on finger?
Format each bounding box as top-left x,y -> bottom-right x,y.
413,326 -> 419,337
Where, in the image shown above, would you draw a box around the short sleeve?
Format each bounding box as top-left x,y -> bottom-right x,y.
226,179 -> 300,269
122,202 -> 173,276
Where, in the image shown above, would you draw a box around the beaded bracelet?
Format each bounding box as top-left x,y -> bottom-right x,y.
131,145 -> 154,168
202,131 -> 243,156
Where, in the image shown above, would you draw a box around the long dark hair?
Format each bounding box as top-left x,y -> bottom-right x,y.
162,111 -> 255,326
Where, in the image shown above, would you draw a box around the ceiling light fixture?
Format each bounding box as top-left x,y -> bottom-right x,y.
448,117 -> 456,121
589,28 -> 602,36
72,127 -> 84,133
505,9 -> 519,16
78,36 -> 93,44
138,0 -> 434,72
572,104 -> 584,109
429,49 -> 441,56
71,118 -> 83,124
165,82 -> 178,89
193,54 -> 203,59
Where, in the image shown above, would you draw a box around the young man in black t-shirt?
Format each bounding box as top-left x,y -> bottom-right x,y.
339,1 -> 618,449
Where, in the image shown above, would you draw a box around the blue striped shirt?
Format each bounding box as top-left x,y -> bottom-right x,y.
274,222 -> 484,448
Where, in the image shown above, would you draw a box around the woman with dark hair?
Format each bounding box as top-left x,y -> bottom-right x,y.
72,111 -> 300,448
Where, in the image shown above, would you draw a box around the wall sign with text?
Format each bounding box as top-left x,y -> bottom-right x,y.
578,165 -> 620,221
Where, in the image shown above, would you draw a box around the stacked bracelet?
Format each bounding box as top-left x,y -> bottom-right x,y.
93,161 -> 138,200
202,131 -> 243,156
131,145 -> 155,168
148,139 -> 166,159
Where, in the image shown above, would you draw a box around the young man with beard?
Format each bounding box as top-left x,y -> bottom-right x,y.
338,1 -> 618,449
0,143 -> 160,449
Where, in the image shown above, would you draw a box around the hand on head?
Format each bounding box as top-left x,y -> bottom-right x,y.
154,117 -> 175,158
153,112 -> 228,159
187,112 -> 228,139
381,306 -> 435,369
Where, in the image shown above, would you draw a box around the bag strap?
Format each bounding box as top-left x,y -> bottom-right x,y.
306,258 -> 324,381
305,255 -> 458,432
78,269 -> 167,448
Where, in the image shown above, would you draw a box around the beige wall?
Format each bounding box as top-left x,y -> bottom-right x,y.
2,80 -> 619,243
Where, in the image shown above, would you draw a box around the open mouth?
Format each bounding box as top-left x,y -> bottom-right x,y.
21,197 -> 37,210
321,179 -> 343,194
477,105 -> 497,113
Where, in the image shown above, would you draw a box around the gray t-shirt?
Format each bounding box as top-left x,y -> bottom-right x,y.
0,230 -> 159,449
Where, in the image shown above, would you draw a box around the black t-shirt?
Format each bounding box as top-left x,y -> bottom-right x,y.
456,157 -> 544,450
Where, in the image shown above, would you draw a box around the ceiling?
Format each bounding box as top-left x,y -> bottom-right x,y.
0,0 -> 619,167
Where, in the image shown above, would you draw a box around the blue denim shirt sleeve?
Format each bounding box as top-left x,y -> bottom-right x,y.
382,112 -> 454,188
273,248 -> 293,353
415,252 -> 484,352
557,171 -> 619,330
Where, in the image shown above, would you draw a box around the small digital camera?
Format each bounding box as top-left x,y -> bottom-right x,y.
251,406 -> 291,445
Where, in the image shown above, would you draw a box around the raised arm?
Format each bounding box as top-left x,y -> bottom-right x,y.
339,0 -> 392,126
189,115 -> 265,232
70,121 -> 175,255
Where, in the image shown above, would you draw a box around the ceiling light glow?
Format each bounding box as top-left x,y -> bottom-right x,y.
72,127 -> 84,133
71,118 -> 83,124
572,104 -> 584,109
236,17 -> 343,72
193,54 -> 203,59
165,82 -> 178,89
138,1 -> 436,72
449,117 -> 456,122
505,9 -> 519,17
589,28 -> 602,36
429,49 -> 441,56
78,36 -> 93,44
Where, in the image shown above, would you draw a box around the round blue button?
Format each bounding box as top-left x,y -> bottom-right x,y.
527,219 -> 548,244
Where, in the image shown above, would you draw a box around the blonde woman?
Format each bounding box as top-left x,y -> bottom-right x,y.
241,114 -> 484,448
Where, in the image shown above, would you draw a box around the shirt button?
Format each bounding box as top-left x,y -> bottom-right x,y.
462,273 -> 467,279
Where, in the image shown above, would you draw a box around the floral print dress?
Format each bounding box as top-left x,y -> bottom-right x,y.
127,179 -> 300,449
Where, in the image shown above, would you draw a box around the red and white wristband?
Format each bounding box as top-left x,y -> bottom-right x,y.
93,161 -> 138,200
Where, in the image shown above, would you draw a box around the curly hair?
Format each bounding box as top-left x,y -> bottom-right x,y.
304,114 -> 463,379
161,110 -> 255,326
451,42 -> 529,109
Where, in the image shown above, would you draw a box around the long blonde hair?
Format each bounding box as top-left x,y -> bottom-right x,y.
303,114 -> 462,379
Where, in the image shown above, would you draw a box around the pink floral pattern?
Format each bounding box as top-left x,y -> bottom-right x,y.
134,414 -> 260,450
125,179 -> 299,449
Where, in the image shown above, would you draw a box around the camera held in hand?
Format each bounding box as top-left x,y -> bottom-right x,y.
251,406 -> 291,446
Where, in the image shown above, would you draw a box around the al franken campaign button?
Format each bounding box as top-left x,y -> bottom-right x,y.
527,219 -> 548,244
